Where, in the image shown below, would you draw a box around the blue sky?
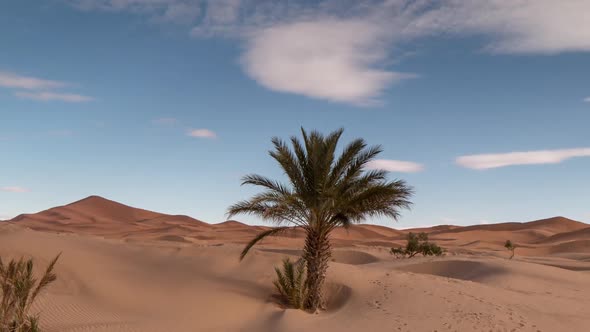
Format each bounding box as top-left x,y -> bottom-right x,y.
1,0 -> 589,227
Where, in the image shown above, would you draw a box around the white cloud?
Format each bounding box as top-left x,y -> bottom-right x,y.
1,186 -> 30,193
14,91 -> 94,103
456,148 -> 590,170
241,19 -> 415,105
584,97 -> 590,103
366,159 -> 424,173
66,1 -> 590,103
188,128 -> 217,139
0,72 -> 65,90
209,1 -> 590,103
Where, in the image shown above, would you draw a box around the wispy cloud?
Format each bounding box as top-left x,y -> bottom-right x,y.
1,71 -> 93,103
584,97 -> 590,103
66,1 -> 590,104
0,71 -> 65,90
14,91 -> 93,102
456,148 -> 590,170
69,0 -> 202,24
402,1 -> 590,54
366,159 -> 424,173
1,186 -> 30,193
188,129 -> 217,139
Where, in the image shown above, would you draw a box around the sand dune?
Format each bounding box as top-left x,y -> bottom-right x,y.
429,217 -> 587,234
1,225 -> 589,331
2,196 -> 590,331
536,226 -> 590,244
8,197 -> 589,257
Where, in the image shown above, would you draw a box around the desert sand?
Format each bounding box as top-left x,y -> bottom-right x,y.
1,196 -> 590,331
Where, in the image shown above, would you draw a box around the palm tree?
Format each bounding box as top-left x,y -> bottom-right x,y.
227,128 -> 413,312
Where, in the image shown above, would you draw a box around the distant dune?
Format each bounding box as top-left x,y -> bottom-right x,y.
214,220 -> 251,228
6,196 -> 589,257
428,216 -> 588,235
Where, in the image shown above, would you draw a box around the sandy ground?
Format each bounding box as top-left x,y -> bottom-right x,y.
1,196 -> 589,332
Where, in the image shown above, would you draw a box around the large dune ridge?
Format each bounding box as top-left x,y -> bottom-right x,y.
1,196 -> 590,331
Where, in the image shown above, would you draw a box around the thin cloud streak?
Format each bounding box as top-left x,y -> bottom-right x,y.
1,71 -> 94,103
1,186 -> 30,193
188,129 -> 217,139
0,71 -> 65,90
14,91 -> 94,102
366,159 -> 424,173
457,148 -> 590,170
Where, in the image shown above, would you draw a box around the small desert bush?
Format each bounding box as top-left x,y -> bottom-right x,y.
0,254 -> 60,332
273,258 -> 308,309
504,240 -> 515,259
391,232 -> 444,258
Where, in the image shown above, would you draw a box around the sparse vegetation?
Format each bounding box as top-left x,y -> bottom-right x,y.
228,128 -> 413,312
273,258 -> 308,309
0,254 -> 60,332
390,232 -> 444,258
504,240 -> 515,259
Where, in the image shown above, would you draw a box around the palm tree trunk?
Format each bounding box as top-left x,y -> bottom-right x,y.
303,228 -> 331,312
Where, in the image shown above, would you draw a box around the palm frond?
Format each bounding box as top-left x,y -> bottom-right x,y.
273,258 -> 307,309
30,253 -> 60,303
337,145 -> 383,188
328,138 -> 365,185
241,174 -> 292,195
270,137 -> 305,194
0,254 -> 60,332
239,227 -> 293,261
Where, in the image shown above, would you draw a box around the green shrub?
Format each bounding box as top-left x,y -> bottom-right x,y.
390,247 -> 406,258
273,258 -> 308,309
391,232 -> 444,258
420,242 -> 444,256
0,254 -> 60,332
